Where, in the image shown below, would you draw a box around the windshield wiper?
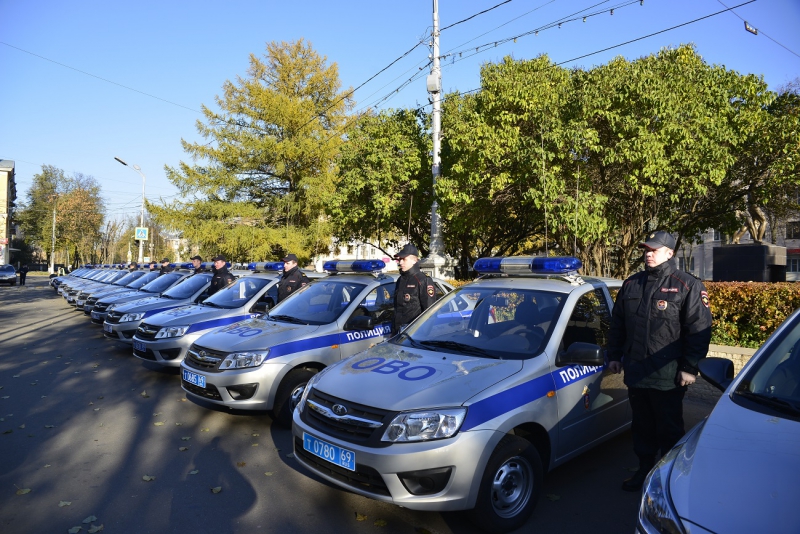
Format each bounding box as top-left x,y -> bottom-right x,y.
736,390 -> 800,416
268,314 -> 308,325
417,340 -> 501,359
202,301 -> 221,308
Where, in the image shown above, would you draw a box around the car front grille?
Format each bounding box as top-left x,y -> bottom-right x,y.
133,346 -> 156,360
106,312 -> 122,324
136,323 -> 159,341
293,436 -> 390,496
94,302 -> 109,312
301,389 -> 394,447
183,381 -> 222,400
184,345 -> 225,372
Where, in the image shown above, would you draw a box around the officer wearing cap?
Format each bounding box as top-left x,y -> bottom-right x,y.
277,253 -> 310,303
392,244 -> 436,335
190,255 -> 205,274
159,258 -> 174,274
607,230 -> 712,492
208,254 -> 235,296
128,262 -> 138,272
149,261 -> 157,272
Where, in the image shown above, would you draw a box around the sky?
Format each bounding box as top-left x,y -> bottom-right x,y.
1,0 -> 799,225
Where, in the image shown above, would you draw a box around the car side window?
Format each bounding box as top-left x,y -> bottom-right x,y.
560,289 -> 611,352
351,283 -> 395,323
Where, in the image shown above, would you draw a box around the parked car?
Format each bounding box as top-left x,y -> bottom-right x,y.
636,308 -> 800,534
0,264 -> 17,286
292,256 -> 626,533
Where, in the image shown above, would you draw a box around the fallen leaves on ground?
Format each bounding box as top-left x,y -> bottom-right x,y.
83,516 -> 97,524
153,422 -> 165,426
16,488 -> 31,495
140,391 -> 149,398
355,512 -> 367,521
59,501 -> 71,507
142,475 -> 155,482
374,519 -> 387,527
545,493 -> 560,501
152,412 -> 162,417
181,437 -> 191,441
179,447 -> 189,452
200,428 -> 209,432
264,472 -> 273,476
189,470 -> 199,475
68,527 -> 82,534
211,486 -> 222,494
237,462 -> 246,467
87,525 -> 104,533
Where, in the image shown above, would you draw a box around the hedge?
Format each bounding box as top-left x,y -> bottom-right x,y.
444,279 -> 799,349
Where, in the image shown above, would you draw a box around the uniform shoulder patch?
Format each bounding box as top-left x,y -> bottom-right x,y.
427,284 -> 435,297
700,290 -> 709,308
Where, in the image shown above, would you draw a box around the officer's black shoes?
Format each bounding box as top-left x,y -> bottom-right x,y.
621,468 -> 650,492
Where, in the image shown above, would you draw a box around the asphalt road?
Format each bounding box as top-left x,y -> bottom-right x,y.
0,276 -> 714,534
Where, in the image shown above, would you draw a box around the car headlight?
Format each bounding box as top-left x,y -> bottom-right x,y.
382,408 -> 467,442
119,312 -> 145,322
106,303 -> 117,311
297,370 -> 325,414
155,325 -> 189,339
219,350 -> 270,369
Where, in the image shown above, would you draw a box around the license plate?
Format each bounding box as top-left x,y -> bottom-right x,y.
133,340 -> 146,353
303,433 -> 356,471
182,369 -> 206,388
103,323 -> 112,334
91,312 -> 101,320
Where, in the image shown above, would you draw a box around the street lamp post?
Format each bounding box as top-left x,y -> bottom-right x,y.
114,157 -> 146,264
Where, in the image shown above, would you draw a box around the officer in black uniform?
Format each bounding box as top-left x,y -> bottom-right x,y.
190,255 -> 205,274
277,254 -> 310,303
208,254 -> 235,296
128,262 -> 138,272
607,230 -> 712,492
392,244 -> 436,335
149,262 -> 157,272
159,258 -> 174,274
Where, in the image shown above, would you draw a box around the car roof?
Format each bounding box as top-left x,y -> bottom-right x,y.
462,274 -> 619,295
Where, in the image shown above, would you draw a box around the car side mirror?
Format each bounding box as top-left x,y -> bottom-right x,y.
556,342 -> 604,367
346,315 -> 374,331
251,299 -> 273,314
698,357 -> 734,392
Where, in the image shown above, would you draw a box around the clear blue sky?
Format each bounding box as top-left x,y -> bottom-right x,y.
1,0 -> 798,224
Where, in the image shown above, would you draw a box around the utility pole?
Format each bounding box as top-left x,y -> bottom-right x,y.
419,0 -> 454,278
49,203 -> 56,273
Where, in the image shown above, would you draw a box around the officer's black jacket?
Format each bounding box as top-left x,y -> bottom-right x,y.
393,264 -> 436,334
159,265 -> 174,275
277,266 -> 309,303
608,259 -> 712,390
209,266 -> 235,296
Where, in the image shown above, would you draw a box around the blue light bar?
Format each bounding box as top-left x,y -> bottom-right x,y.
323,259 -> 386,273
180,262 -> 193,269
248,262 -> 285,272
473,256 -> 583,274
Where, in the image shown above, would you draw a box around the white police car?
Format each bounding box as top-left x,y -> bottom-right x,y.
90,271 -> 182,325
180,260 -> 453,427
291,256 -> 626,533
76,269 -> 150,312
103,272 -> 212,342
132,263 -> 325,367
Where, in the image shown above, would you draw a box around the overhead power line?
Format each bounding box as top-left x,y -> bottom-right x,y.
440,0 -> 515,31
714,0 -> 800,59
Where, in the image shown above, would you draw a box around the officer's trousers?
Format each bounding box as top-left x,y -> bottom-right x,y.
628,386 -> 686,468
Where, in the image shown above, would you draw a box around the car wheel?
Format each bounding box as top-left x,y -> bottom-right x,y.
468,434 -> 542,534
271,368 -> 317,428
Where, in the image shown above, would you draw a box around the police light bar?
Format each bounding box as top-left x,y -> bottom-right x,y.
180,262 -> 193,269
473,256 -> 583,274
248,261 -> 285,272
323,260 -> 386,273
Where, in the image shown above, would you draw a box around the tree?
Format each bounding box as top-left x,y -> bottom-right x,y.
329,108 -> 433,255
150,39 -> 353,263
16,166 -> 104,267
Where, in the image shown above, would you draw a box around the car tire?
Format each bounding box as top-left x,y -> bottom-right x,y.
271,368 -> 317,428
468,434 -> 542,534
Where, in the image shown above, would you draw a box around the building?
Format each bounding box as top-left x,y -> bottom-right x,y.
0,160 -> 17,265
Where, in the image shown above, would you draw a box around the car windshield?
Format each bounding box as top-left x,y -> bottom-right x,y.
162,273 -> 211,299
113,271 -> 143,286
203,276 -> 274,309
104,271 -> 129,283
395,287 -> 565,360
734,311 -> 800,419
127,272 -> 159,289
140,272 -> 184,293
267,279 -> 365,325
0,265 -> 14,272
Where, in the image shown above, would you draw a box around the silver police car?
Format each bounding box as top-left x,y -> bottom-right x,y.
292,256 -> 626,533
90,271 -> 180,325
103,272 -> 212,342
180,260 -> 453,427
637,308 -> 800,534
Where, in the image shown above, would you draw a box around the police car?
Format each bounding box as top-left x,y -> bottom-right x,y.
90,270 -> 185,325
291,256 -> 626,533
75,269 -> 150,312
180,260 -> 453,427
102,272 -> 212,342
132,263 -> 325,367
61,268 -> 125,302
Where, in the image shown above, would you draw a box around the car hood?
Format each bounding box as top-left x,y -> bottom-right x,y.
670,393 -> 800,533
115,296 -> 192,315
314,343 -> 523,412
145,304 -> 258,333
99,289 -> 148,304
193,316 -> 320,353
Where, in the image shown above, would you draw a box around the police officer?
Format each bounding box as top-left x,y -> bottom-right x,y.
208,254 -> 235,296
392,244 -> 436,334
19,264 -> 29,286
149,262 -> 157,272
128,262 -> 138,272
277,254 -> 309,303
190,255 -> 205,274
159,258 -> 174,274
607,230 -> 712,492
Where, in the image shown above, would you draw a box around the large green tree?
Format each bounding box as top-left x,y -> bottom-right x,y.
150,39 -> 353,263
